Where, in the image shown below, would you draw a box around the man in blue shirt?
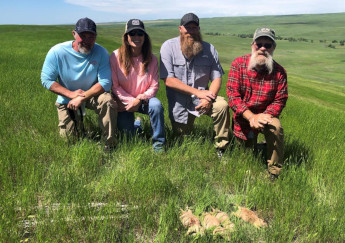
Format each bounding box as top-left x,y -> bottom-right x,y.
41,17 -> 117,149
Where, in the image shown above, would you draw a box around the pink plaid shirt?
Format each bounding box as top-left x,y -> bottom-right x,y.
227,54 -> 288,140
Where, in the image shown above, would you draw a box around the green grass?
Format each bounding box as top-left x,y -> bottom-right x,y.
1,13 -> 345,242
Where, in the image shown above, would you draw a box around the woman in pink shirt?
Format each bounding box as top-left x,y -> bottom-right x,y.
110,19 -> 165,152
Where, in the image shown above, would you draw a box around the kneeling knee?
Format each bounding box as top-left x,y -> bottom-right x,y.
214,100 -> 229,113
101,94 -> 117,109
267,121 -> 283,135
149,100 -> 163,113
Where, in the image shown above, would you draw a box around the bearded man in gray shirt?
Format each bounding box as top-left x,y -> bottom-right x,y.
160,13 -> 230,157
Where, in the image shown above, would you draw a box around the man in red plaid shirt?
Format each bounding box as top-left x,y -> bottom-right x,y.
227,27 -> 288,179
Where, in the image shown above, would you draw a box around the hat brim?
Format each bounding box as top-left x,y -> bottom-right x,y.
254,34 -> 275,43
181,20 -> 199,26
125,27 -> 147,34
76,29 -> 97,35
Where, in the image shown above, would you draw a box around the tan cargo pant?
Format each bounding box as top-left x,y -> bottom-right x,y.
55,93 -> 117,147
171,96 -> 230,149
236,117 -> 284,176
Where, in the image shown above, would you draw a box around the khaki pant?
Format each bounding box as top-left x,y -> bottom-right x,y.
172,96 -> 230,149
55,93 -> 117,147
236,117 -> 284,176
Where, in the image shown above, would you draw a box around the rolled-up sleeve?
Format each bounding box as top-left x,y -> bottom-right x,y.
209,44 -> 224,81
160,40 -> 174,79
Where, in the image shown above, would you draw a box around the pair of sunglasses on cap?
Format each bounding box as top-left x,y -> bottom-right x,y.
128,30 -> 145,37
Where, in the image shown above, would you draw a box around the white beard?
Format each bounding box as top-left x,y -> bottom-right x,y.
248,51 -> 274,74
78,44 -> 92,55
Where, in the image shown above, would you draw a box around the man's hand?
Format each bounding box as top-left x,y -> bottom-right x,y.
69,89 -> 85,99
195,98 -> 212,115
125,98 -> 141,112
195,90 -> 216,102
67,96 -> 85,110
249,113 -> 273,129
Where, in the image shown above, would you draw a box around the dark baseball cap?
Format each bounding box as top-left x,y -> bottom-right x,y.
75,17 -> 97,35
125,19 -> 146,34
253,27 -> 275,44
180,13 -> 199,26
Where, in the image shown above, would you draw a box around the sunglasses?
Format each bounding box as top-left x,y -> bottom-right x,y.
256,43 -> 273,49
128,30 -> 145,37
184,26 -> 199,32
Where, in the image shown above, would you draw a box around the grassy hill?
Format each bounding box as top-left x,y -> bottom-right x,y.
0,12 -> 344,242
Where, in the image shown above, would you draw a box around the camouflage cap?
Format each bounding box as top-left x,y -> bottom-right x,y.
253,27 -> 275,43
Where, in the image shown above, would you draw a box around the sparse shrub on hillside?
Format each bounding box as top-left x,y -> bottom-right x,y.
286,37 -> 297,42
298,38 -> 308,42
327,44 -> 336,49
205,32 -> 221,36
237,33 -> 253,39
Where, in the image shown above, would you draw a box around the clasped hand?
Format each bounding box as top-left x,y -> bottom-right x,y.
125,98 -> 141,112
195,98 -> 212,115
67,89 -> 85,110
195,90 -> 216,102
249,113 -> 273,130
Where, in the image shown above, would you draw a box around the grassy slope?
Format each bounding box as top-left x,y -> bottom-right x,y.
0,13 -> 344,242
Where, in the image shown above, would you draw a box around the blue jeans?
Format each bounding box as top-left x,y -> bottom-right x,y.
117,97 -> 165,151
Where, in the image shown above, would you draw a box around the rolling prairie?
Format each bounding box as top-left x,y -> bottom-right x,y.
0,12 -> 344,242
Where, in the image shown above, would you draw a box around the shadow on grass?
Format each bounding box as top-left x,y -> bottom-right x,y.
245,136 -> 312,172
80,113 -> 313,173
215,132 -> 313,175
164,121 -> 230,152
284,138 -> 312,168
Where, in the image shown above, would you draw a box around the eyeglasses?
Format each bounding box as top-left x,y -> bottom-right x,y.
256,43 -> 273,49
128,30 -> 145,37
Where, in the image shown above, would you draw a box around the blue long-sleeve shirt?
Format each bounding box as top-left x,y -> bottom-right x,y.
41,41 -> 111,104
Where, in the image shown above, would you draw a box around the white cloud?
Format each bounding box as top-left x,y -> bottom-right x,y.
63,0 -> 345,21
1,0 -> 342,25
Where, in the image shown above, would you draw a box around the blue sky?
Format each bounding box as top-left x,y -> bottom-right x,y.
1,0 -> 344,25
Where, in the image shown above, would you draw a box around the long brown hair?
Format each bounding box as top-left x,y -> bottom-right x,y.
118,32 -> 152,76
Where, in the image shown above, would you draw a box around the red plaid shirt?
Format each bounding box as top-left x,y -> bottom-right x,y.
227,54 -> 288,140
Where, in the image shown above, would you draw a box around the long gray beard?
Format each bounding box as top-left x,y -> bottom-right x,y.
248,52 -> 274,74
181,35 -> 203,60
